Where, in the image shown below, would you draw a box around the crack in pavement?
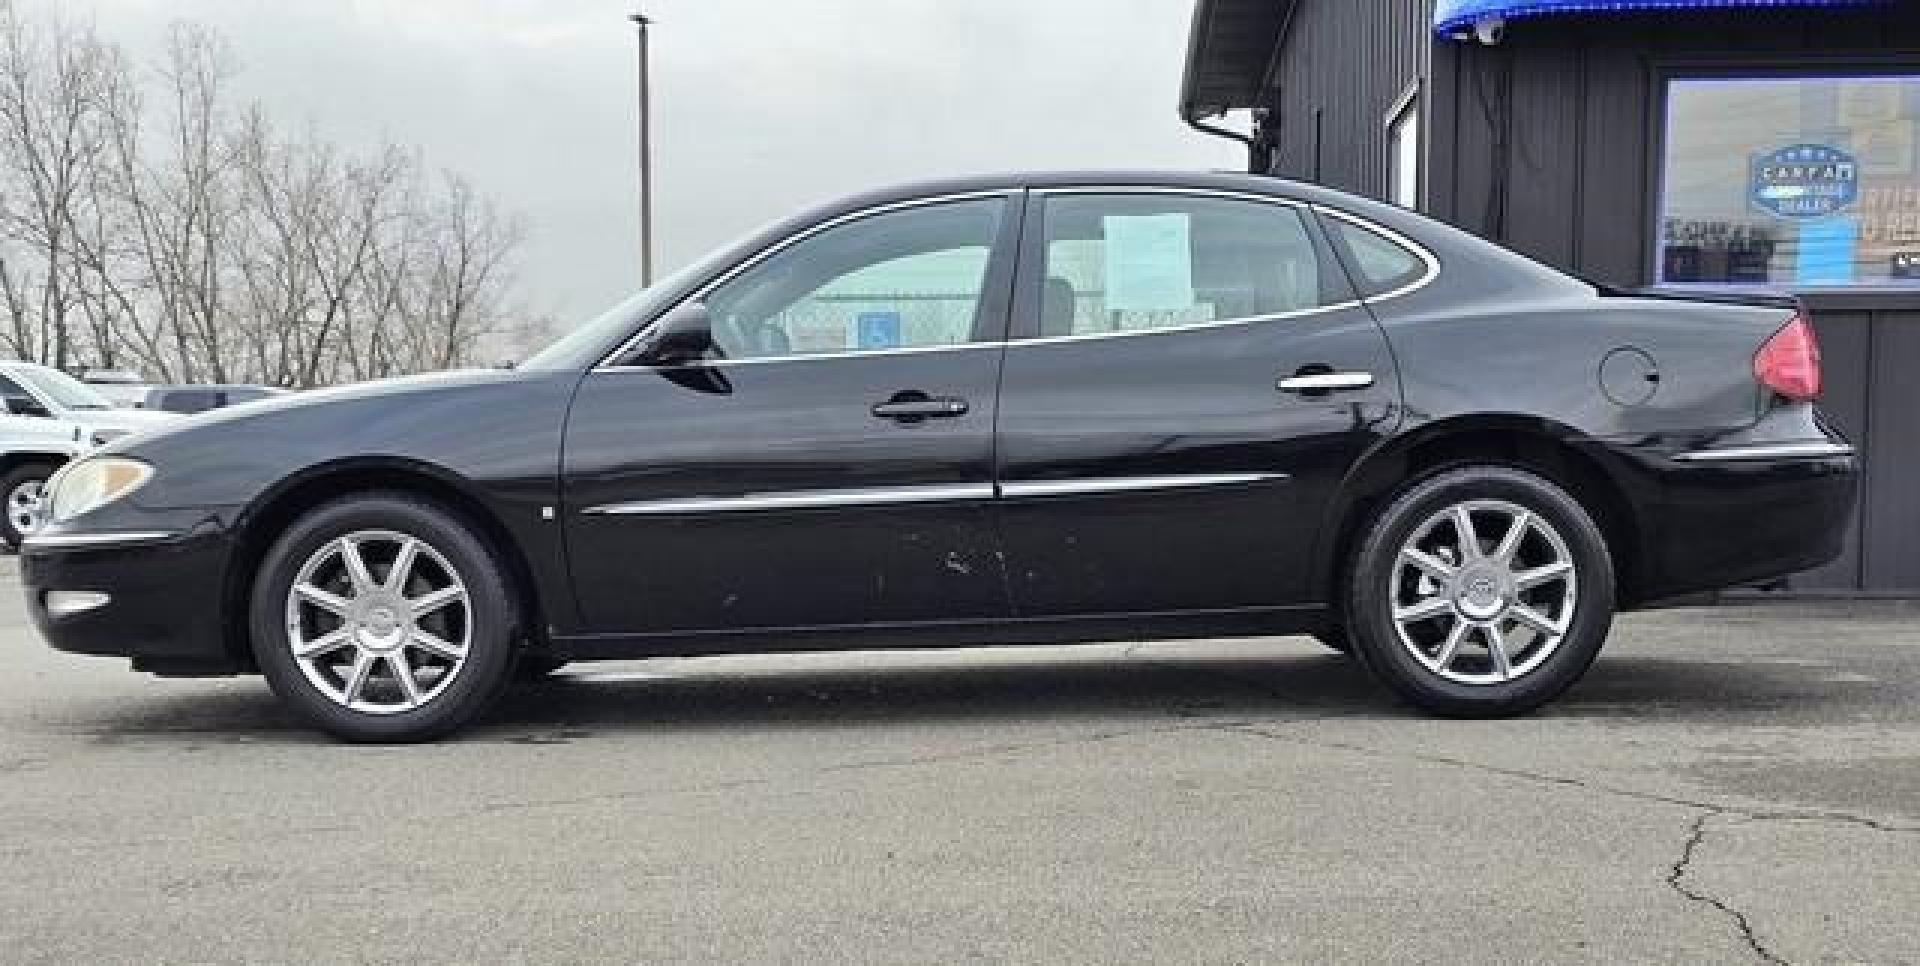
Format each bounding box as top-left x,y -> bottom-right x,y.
1220,720 -> 1920,966
1667,813 -> 1790,966
1225,722 -> 1920,835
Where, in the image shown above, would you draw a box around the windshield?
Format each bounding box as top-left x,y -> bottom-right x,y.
9,364 -> 114,411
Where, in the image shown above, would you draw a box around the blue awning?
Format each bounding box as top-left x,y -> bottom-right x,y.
1435,0 -> 1889,36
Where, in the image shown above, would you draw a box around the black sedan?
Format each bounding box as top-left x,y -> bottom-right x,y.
22,172 -> 1857,741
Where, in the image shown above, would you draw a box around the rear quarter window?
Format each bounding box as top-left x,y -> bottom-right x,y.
1325,215 -> 1429,297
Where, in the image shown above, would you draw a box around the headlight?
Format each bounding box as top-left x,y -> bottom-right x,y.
45,457 -> 153,524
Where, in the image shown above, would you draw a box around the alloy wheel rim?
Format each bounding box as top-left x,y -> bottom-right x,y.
285,529 -> 472,715
8,479 -> 42,536
1388,499 -> 1577,686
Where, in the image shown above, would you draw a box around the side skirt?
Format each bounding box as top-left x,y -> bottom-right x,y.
553,605 -> 1332,661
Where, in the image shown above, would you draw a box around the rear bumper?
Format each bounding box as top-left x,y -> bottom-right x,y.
1630,443 -> 1858,603
21,524 -> 242,674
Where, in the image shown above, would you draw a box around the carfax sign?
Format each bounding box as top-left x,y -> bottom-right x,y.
1751,144 -> 1860,219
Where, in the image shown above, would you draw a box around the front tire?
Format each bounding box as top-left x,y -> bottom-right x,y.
250,493 -> 519,742
1344,466 -> 1615,718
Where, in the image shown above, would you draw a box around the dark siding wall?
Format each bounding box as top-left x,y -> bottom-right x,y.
1429,7 -> 1920,284
1262,0 -> 1435,200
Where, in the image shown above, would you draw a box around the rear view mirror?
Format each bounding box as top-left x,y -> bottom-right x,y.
636,302 -> 716,366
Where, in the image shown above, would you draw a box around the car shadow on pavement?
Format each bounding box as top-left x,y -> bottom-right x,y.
70,644 -> 1893,743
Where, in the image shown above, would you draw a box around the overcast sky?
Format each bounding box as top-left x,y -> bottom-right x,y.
64,0 -> 1242,326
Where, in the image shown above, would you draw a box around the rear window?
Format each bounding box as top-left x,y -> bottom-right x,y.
1325,216 -> 1428,297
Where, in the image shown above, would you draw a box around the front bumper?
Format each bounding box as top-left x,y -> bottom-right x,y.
21,522 -> 243,675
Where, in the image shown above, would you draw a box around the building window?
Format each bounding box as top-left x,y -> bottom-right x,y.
1387,91 -> 1421,209
1658,74 -> 1920,289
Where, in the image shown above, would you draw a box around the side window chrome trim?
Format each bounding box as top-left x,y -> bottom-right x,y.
1011,301 -> 1363,348
595,189 -> 1016,370
586,298 -> 1373,373
1312,205 -> 1442,305
1030,185 -> 1308,210
604,341 -> 1003,372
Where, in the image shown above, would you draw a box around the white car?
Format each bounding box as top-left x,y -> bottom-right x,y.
0,361 -> 180,546
79,369 -> 155,409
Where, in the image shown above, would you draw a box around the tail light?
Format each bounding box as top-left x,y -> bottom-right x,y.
1754,313 -> 1822,402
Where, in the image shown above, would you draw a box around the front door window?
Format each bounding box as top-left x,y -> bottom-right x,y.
704,198 -> 1007,359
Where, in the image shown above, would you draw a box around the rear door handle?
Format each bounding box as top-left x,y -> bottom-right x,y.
1278,371 -> 1376,393
872,394 -> 970,421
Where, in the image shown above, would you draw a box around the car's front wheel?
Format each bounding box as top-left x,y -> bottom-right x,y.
1343,466 -> 1615,717
250,493 -> 519,742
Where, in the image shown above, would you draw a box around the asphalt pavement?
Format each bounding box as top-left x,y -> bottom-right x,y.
1,554 -> 1915,965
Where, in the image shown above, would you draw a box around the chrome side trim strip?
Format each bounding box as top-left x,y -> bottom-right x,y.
1001,473 -> 1289,499
22,530 -> 178,550
1672,442 -> 1856,463
582,483 -> 994,517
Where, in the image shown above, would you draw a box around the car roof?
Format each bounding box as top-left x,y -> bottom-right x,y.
818,169 -> 1382,214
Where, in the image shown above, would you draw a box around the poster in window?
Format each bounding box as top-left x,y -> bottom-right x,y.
1102,214 -> 1195,313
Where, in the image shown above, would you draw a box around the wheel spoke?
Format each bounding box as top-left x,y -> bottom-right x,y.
1512,604 -> 1564,636
1432,619 -> 1470,670
294,582 -> 353,617
1493,510 -> 1531,564
1394,596 -> 1453,624
340,649 -> 376,704
410,629 -> 464,662
1485,624 -> 1513,680
293,628 -> 352,660
388,654 -> 422,708
1401,548 -> 1457,581
1452,506 -> 1482,560
385,537 -> 421,594
340,537 -> 377,594
409,584 -> 465,617
287,527 -> 474,715
1515,560 -> 1573,590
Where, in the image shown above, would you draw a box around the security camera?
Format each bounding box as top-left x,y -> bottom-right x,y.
1473,15 -> 1505,46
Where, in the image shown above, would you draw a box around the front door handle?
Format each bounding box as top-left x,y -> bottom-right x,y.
872,392 -> 970,422
1278,371 -> 1376,394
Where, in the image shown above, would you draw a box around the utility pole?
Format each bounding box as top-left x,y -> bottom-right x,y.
629,9 -> 654,285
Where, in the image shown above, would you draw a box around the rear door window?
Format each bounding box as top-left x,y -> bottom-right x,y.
1031,193 -> 1344,338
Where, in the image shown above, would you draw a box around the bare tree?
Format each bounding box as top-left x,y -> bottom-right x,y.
0,1 -> 532,388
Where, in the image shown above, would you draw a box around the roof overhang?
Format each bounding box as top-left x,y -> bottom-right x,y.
1179,0 -> 1299,120
1434,0 -> 1892,36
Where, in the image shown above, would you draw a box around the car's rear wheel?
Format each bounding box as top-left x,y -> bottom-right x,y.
250,493 -> 519,742
1,463 -> 54,549
1343,466 -> 1614,717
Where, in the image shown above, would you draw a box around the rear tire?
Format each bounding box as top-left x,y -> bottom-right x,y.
250,493 -> 520,742
1343,466 -> 1614,718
